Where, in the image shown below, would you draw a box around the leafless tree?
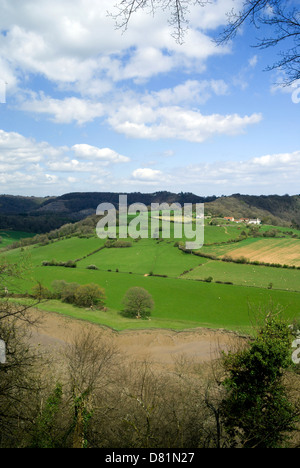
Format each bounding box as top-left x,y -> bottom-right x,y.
218,0 -> 300,85
111,0 -> 210,43
111,0 -> 300,84
63,328 -> 119,448
0,259 -> 45,446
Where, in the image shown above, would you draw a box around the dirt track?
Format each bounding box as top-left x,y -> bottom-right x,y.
28,309 -> 245,369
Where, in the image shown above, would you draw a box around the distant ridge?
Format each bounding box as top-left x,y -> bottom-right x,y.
0,192 -> 299,233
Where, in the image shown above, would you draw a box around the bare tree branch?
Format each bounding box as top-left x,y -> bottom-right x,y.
110,0 -> 210,44
110,0 -> 300,83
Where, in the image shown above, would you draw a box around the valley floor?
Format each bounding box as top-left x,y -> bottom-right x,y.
28,308 -> 242,371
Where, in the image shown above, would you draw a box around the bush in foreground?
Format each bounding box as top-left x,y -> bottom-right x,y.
220,313 -> 299,448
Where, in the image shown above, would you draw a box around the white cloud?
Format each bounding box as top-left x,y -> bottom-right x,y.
0,129 -> 64,165
0,0 -> 235,93
109,104 -> 262,142
121,150 -> 300,194
18,79 -> 238,137
0,0 -> 261,145
151,79 -> 229,106
19,94 -> 105,124
72,144 -> 130,163
249,55 -> 258,68
0,128 -> 130,194
170,150 -> 300,192
189,0 -> 243,31
132,168 -> 163,181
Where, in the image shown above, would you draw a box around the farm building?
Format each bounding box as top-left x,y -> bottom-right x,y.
248,218 -> 261,225
224,216 -> 261,225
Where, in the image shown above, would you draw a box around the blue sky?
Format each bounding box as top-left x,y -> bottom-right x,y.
0,0 -> 299,197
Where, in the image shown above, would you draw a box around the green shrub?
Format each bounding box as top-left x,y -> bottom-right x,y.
74,283 -> 106,309
86,265 -> 99,270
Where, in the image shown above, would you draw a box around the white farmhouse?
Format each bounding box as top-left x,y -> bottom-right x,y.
248,218 -> 261,225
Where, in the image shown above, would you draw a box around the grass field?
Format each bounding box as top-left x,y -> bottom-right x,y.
1,226 -> 300,333
78,238 -> 208,276
13,267 -> 300,333
0,230 -> 34,248
183,259 -> 300,291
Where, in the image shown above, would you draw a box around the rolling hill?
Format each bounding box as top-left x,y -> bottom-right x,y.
0,192 -> 300,233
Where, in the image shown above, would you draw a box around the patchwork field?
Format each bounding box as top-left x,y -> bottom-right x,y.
183,259 -> 300,291
219,238 -> 300,267
1,223 -> 300,334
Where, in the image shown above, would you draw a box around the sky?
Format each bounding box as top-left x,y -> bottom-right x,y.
0,0 -> 299,198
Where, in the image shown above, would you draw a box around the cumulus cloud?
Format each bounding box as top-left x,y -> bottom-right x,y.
0,0 -> 232,90
19,94 -> 105,124
0,128 -> 130,193
0,0 -> 262,146
0,129 -> 64,165
170,150 -> 300,193
72,144 -> 130,163
125,150 -> 300,193
151,79 -> 229,106
132,168 -> 163,181
18,79 -> 247,142
108,103 -> 262,142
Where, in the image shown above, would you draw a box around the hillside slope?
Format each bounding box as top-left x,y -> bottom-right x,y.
0,192 -> 299,232
205,194 -> 300,227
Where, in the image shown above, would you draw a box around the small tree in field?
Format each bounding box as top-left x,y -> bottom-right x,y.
74,283 -> 106,309
122,287 -> 154,319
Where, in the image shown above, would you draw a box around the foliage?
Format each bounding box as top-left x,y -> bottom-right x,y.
122,287 -> 154,319
74,284 -> 106,309
0,261 -> 44,446
51,280 -> 106,309
220,313 -> 299,448
28,383 -> 65,448
60,282 -> 81,305
31,283 -> 53,300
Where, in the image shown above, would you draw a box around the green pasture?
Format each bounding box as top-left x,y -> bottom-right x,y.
0,230 -> 34,248
10,265 -> 300,333
78,237 -> 207,277
1,236 -> 106,266
183,260 -> 300,291
203,224 -> 245,244
1,226 -> 300,334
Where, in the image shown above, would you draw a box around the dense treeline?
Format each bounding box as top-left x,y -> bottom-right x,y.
207,194 -> 300,227
0,192 -> 299,234
0,195 -> 45,214
1,216 -> 97,251
0,214 -> 75,234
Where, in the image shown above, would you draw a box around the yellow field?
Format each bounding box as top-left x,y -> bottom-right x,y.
221,238 -> 300,267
